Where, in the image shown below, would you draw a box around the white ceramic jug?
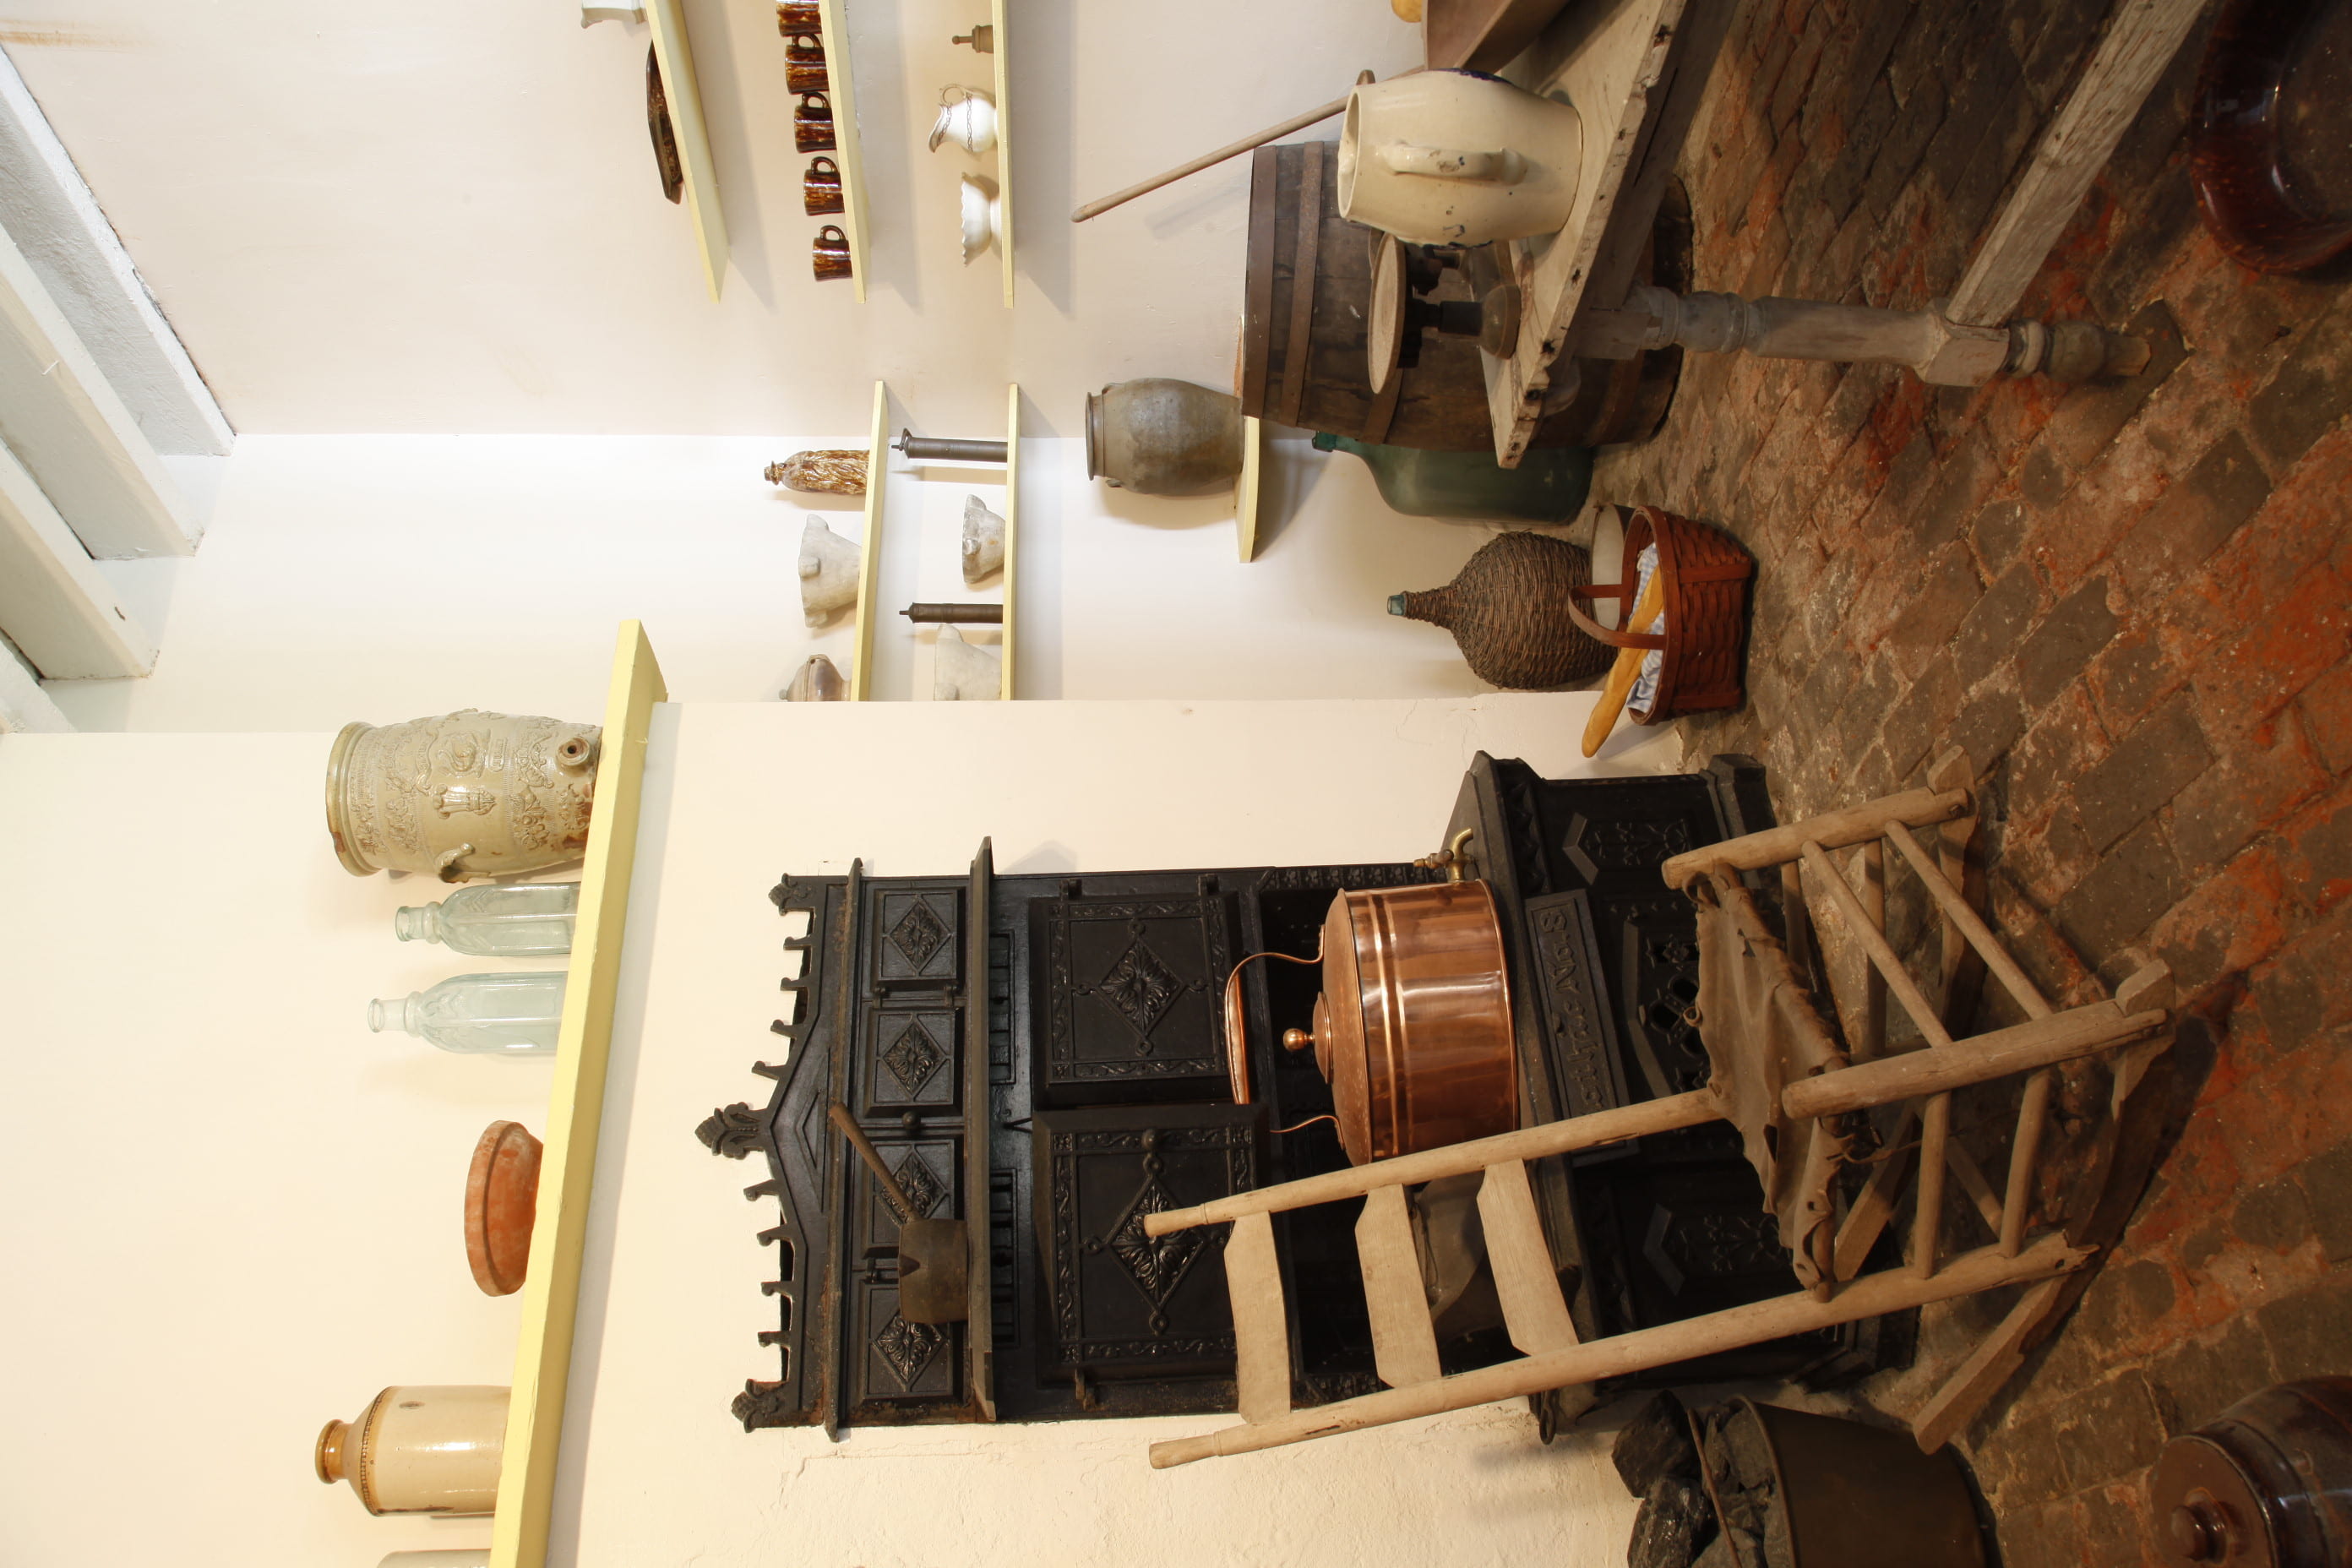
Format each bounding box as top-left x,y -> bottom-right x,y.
1337,70 -> 1582,246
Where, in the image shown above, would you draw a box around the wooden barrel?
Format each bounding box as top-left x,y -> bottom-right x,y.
1239,140 -> 1682,452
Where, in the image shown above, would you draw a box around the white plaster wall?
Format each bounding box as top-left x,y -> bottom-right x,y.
0,696 -> 1672,1568
0,732 -> 536,1567
561,695 -> 1674,1568
0,4 -> 1418,437
43,430 -> 1515,729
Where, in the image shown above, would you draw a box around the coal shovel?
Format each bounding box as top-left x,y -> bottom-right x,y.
827,1102 -> 969,1324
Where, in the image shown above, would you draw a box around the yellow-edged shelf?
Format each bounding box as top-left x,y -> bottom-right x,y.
488,621 -> 667,1568
812,0 -> 873,302
849,381 -> 890,700
1236,416 -> 1264,563
1000,383 -> 1021,697
989,0 -> 1014,307
646,0 -> 727,300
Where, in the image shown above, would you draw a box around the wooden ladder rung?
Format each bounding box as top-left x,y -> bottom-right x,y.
1357,1184 -> 1442,1388
1478,1160 -> 1578,1356
1224,1211 -> 1290,1423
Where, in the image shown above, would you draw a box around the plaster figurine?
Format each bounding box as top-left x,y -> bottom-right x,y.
781,654 -> 847,701
961,494 -> 1004,585
932,626 -> 1001,701
799,518 -> 862,628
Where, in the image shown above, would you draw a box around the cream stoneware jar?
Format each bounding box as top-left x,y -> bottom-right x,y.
326,710 -> 600,882
316,1385 -> 508,1516
1337,69 -> 1583,246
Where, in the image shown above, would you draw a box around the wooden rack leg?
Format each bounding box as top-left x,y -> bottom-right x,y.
1909,1275 -> 2068,1452
2001,1070 -> 2054,1257
1225,1212 -> 1291,1424
1926,749 -> 1986,1032
1800,841 -> 1955,1051
1914,1092 -> 1952,1278
1859,839 -> 1887,1061
1835,1103 -> 1916,1281
1885,820 -> 2052,1020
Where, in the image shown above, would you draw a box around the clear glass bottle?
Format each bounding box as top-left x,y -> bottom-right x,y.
368,972 -> 566,1056
395,883 -> 580,957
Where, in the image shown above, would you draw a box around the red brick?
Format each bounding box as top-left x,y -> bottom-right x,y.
2294,661 -> 2352,774
2167,709 -> 2330,876
2186,557 -> 2352,747
2146,839 -> 2294,1001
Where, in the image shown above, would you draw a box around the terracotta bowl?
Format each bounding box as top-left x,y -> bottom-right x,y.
464,1121 -> 543,1297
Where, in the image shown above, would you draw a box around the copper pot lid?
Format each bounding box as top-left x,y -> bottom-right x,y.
464,1120 -> 544,1297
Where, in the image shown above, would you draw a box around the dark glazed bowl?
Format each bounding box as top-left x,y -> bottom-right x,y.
2191,0 -> 2352,274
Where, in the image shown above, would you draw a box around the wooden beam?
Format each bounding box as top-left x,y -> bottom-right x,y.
1662,786 -> 1970,888
0,638 -> 70,732
1946,0 -> 2209,326
489,623 -> 667,1568
0,53 -> 230,455
1781,1004 -> 2170,1119
1150,1232 -> 2091,1467
0,219 -> 195,558
0,437 -> 154,677
1146,1089 -> 1723,1236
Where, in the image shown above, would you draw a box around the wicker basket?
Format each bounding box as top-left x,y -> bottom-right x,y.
1564,506 -> 1754,722
1390,531 -> 1614,689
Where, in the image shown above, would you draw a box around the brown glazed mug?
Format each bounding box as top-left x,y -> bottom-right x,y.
794,91 -> 836,152
803,155 -> 844,215
776,2 -> 820,30
813,225 -> 852,281
783,32 -> 825,90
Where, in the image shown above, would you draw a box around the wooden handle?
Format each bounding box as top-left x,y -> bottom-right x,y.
1070,69 -> 1397,223
1580,570 -> 1667,757
828,1102 -> 916,1221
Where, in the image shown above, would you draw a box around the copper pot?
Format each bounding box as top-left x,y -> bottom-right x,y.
1225,878 -> 1516,1165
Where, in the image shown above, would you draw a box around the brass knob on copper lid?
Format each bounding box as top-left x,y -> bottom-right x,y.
1282,1027 -> 1314,1052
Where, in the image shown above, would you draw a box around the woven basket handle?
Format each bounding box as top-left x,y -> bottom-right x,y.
1568,582 -> 1668,650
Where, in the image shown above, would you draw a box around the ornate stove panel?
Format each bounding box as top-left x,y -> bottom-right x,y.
1031,1106 -> 1261,1377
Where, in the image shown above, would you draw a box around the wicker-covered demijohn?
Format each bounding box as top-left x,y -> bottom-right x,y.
1388,530 -> 1613,689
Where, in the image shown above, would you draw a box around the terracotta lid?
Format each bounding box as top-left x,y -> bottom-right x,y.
464,1121 -> 544,1297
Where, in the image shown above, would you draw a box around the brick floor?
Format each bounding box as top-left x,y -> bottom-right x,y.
1592,1 -> 2352,1561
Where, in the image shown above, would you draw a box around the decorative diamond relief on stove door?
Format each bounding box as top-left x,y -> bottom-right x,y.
1035,891 -> 1235,1104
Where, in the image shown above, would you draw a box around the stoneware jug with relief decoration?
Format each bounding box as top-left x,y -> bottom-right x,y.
325,710 -> 601,882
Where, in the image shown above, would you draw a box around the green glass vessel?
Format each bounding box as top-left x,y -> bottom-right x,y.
1313,431 -> 1594,523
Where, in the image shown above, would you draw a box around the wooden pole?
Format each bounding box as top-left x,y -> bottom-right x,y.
1914,1092 -> 1952,1278
1070,74 -> 1386,222
1147,1232 -> 2092,1467
1143,1089 -> 1722,1236
1662,787 -> 1970,889
1780,1004 -> 2171,1119
1859,838 -> 1887,1060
